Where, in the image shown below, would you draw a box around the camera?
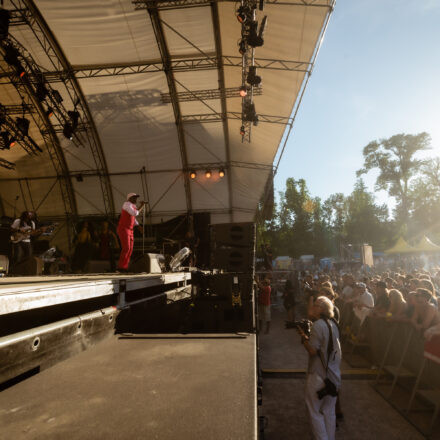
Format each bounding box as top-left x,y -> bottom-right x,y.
316,378 -> 338,400
285,318 -> 312,337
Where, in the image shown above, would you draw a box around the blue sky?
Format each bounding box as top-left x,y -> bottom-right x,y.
274,0 -> 440,211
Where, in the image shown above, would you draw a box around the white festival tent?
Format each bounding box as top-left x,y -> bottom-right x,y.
0,0 -> 333,244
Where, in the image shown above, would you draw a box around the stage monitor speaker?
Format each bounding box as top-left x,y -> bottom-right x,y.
129,253 -> 165,274
0,255 -> 9,274
0,227 -> 11,255
210,222 -> 256,248
211,246 -> 255,273
12,257 -> 43,276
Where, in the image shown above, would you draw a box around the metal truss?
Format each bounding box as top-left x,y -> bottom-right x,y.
0,42 -> 77,217
147,6 -> 193,213
0,55 -> 311,83
181,112 -> 293,125
0,158 -> 15,170
133,0 -> 334,10
0,160 -> 273,181
0,103 -> 34,115
161,86 -> 262,103
9,0 -> 115,216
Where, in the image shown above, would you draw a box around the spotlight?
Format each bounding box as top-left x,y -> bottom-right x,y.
247,17 -> 267,48
45,106 -> 54,118
219,169 -> 225,178
236,6 -> 247,23
243,100 -> 258,124
52,90 -> 63,104
35,83 -> 48,102
63,122 -> 74,141
0,8 -> 11,41
247,66 -> 261,86
190,170 -> 197,179
238,39 -> 246,55
0,131 -> 15,149
205,170 -> 212,179
16,117 -> 30,136
68,110 -> 80,130
240,125 -> 245,136
239,86 -> 248,97
3,44 -> 25,77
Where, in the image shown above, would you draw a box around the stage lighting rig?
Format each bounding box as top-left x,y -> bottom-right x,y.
0,131 -> 15,149
205,170 -> 212,179
239,86 -> 248,97
68,110 -> 80,130
246,66 -> 261,86
0,8 -> 10,41
3,43 -> 25,78
52,90 -> 63,104
243,99 -> 258,126
45,106 -> 54,118
238,39 -> 246,55
247,16 -> 267,48
63,122 -> 74,141
16,116 -> 30,136
190,170 -> 197,179
0,157 -> 15,170
35,82 -> 48,102
219,169 -> 225,178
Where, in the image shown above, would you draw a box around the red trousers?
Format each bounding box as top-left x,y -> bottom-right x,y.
117,227 -> 133,270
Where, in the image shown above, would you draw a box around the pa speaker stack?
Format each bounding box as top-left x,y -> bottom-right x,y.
210,223 -> 256,273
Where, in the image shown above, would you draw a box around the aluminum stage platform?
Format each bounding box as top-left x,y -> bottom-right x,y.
0,272 -> 191,315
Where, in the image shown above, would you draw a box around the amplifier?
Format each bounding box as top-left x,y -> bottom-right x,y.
11,257 -> 43,276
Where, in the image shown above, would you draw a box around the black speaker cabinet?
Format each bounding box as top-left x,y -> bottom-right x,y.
210,222 -> 256,248
208,273 -> 253,300
211,246 -> 255,273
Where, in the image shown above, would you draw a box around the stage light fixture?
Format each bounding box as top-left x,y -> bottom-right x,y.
205,170 -> 212,179
240,125 -> 245,136
63,122 -> 74,141
16,117 -> 30,136
243,100 -> 258,124
0,131 -> 15,149
236,6 -> 247,23
247,16 -> 267,48
239,86 -> 248,97
238,39 -> 246,55
247,66 -> 261,86
68,110 -> 80,130
190,170 -> 197,179
35,83 -> 48,102
45,106 -> 54,118
52,90 -> 63,104
0,8 -> 11,41
219,169 -> 225,178
3,44 -> 26,78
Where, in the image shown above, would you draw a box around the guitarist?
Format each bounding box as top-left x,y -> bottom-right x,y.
10,211 -> 38,267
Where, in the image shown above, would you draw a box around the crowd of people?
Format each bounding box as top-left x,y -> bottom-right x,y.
256,265 -> 440,440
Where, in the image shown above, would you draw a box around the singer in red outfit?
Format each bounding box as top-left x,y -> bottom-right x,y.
116,193 -> 145,272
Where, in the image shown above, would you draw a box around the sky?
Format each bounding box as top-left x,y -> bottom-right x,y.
274,0 -> 440,211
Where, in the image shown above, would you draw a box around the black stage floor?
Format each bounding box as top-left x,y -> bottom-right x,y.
0,333 -> 257,440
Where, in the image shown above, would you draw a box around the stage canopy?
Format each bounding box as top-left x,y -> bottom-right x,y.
413,236 -> 440,253
0,0 -> 334,225
384,237 -> 415,255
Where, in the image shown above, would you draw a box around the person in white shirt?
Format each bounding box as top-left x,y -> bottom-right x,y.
350,282 -> 374,324
10,211 -> 36,266
341,274 -> 355,300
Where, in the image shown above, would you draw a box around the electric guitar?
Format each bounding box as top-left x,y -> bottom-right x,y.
10,223 -> 58,244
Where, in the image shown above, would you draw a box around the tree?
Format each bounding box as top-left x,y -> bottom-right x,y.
357,132 -> 431,226
343,179 -> 391,250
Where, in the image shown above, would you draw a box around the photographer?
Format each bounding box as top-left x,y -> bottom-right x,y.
298,296 -> 341,440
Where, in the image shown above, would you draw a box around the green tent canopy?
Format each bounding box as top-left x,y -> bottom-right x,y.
413,236 -> 440,253
384,237 -> 415,254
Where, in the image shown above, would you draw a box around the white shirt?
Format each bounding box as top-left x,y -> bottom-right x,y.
122,201 -> 140,226
341,285 -> 354,299
353,290 -> 374,324
11,219 -> 35,243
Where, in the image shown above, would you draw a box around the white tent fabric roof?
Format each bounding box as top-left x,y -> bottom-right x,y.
0,0 -> 333,224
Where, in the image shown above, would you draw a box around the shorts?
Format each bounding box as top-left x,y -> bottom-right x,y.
259,304 -> 271,322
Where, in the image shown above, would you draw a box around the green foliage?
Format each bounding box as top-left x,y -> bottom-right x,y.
257,132 -> 438,260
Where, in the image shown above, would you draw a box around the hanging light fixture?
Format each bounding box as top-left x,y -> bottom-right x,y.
240,125 -> 245,136
45,106 -> 54,118
219,169 -> 225,178
205,170 -> 212,179
190,170 -> 197,179
239,86 -> 248,97
0,8 -> 11,41
0,131 -> 15,149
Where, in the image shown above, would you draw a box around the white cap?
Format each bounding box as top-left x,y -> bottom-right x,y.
127,192 -> 139,200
